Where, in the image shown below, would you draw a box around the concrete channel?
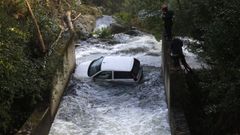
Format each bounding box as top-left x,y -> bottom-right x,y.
18,38 -> 191,135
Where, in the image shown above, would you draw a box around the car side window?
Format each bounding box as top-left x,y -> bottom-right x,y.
114,71 -> 132,79
95,71 -> 112,79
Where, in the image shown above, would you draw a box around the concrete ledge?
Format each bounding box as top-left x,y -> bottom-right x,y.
15,105 -> 49,135
50,33 -> 76,117
171,107 -> 190,135
169,71 -> 190,135
32,108 -> 52,135
162,37 -> 191,135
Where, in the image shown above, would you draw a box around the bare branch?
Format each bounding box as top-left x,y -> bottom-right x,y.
25,0 -> 46,53
64,11 -> 75,33
72,13 -> 82,21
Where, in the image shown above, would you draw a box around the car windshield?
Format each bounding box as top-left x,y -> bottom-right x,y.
88,57 -> 104,77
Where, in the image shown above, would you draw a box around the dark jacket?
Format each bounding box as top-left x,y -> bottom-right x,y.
162,10 -> 174,25
171,38 -> 183,56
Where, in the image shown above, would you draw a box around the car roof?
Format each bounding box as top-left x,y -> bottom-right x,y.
101,56 -> 134,71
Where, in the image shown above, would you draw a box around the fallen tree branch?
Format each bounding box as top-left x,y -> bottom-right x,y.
53,25 -> 65,44
48,25 -> 64,53
72,13 -> 82,21
48,10 -> 76,56
25,0 -> 46,53
64,11 -> 75,33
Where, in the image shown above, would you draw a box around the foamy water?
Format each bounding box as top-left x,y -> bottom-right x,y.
49,15 -> 171,135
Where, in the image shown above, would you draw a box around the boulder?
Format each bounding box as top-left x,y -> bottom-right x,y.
109,23 -> 128,34
74,15 -> 96,38
124,29 -> 142,36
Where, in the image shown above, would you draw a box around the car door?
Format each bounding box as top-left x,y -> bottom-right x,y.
113,71 -> 134,82
93,71 -> 113,81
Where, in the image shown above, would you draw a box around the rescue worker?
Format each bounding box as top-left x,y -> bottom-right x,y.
161,4 -> 174,40
170,38 -> 192,73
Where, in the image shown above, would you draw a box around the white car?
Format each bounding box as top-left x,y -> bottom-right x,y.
74,56 -> 143,82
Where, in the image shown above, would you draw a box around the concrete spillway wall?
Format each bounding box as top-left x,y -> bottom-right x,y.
162,38 -> 191,135
36,34 -> 76,135
16,33 -> 76,135
50,34 -> 76,118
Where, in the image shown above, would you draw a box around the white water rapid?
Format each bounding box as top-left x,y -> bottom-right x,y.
49,16 -> 173,135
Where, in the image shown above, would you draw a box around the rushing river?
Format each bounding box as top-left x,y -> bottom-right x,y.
49,16 -> 171,135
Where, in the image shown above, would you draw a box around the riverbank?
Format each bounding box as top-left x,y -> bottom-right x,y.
0,1 -> 102,134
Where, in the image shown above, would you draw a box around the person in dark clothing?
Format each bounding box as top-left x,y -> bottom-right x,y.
170,38 -> 192,73
161,4 -> 174,40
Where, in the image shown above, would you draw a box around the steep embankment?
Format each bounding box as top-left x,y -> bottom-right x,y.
0,1 -> 102,134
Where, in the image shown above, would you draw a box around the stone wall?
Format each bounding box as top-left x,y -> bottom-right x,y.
162,38 -> 191,135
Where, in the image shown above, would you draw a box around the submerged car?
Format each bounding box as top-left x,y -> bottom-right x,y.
74,56 -> 143,82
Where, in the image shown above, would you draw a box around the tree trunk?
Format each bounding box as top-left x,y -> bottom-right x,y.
25,0 -> 46,53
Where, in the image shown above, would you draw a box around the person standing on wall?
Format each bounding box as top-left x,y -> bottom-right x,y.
161,4 -> 174,40
170,38 -> 192,73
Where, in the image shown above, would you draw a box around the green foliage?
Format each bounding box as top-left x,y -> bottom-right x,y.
0,10 -> 45,134
204,2 -> 240,69
85,0 -> 163,14
85,0 -> 124,13
0,0 -> 63,134
128,0 -> 164,39
112,0 -> 165,39
1,0 -> 26,15
141,15 -> 163,40
77,4 -> 102,17
86,0 -> 164,39
173,0 -> 240,134
114,12 -> 132,25
32,2 -> 60,48
188,69 -> 240,135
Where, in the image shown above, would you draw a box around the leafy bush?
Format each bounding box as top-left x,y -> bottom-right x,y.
0,9 -> 45,134
0,0 -> 62,134
93,28 -> 112,38
173,0 -> 240,134
114,12 -> 132,25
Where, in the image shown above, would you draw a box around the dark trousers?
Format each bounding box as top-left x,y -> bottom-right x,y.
171,54 -> 187,67
171,55 -> 192,72
172,55 -> 181,67
164,24 -> 172,40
